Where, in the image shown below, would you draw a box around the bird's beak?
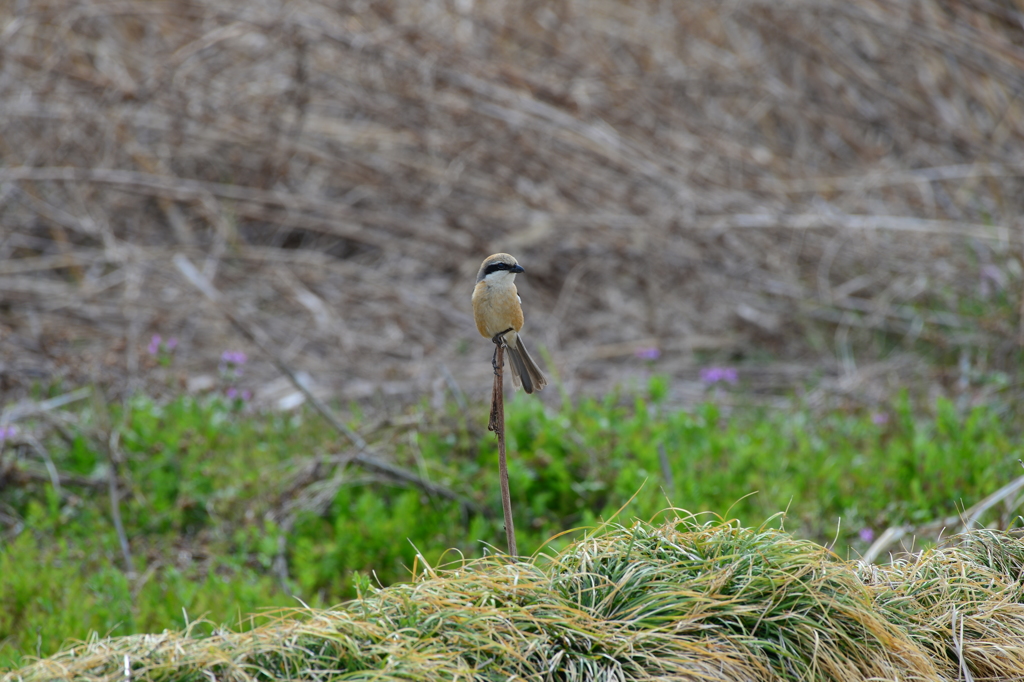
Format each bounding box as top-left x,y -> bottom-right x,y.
511,264 -> 525,274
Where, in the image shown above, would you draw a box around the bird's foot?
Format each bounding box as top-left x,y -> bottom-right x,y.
491,328 -> 514,346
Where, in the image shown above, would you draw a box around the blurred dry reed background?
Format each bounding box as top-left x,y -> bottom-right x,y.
1,0 -> 1023,408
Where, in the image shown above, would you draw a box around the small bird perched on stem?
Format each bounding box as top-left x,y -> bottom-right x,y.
472,253 -> 547,394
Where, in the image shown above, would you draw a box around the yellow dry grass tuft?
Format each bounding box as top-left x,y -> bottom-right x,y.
7,516 -> 1024,681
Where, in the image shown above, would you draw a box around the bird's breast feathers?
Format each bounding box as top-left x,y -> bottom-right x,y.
472,280 -> 525,338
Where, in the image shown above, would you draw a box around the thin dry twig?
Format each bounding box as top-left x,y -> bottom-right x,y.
172,254 -> 486,516
488,343 -> 517,557
105,428 -> 135,577
861,473 -> 1024,564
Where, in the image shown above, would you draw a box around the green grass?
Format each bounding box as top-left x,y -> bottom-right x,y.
1,379 -> 1021,668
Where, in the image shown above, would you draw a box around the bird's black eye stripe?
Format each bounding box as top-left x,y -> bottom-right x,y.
484,262 -> 511,275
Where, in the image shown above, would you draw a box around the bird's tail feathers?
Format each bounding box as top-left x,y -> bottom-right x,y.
506,336 -> 547,394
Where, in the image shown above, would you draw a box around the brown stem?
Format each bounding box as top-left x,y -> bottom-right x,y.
489,344 -> 517,557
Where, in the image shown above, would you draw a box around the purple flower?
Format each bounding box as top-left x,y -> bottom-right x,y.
221,351 -> 247,366
148,335 -> 178,357
635,347 -> 661,361
0,425 -> 17,442
859,527 -> 875,543
219,351 -> 247,378
700,367 -> 738,385
226,388 -> 251,403
871,412 -> 889,425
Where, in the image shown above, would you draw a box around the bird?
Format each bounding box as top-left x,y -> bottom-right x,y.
472,253 -> 547,394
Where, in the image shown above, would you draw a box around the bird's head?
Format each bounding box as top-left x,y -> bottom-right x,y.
476,253 -> 525,283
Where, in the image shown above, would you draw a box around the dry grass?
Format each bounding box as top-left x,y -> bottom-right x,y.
6,515 -> 1024,681
2,0 -> 1024,407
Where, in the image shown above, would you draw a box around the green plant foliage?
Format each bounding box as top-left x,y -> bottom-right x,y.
1,382 -> 1021,668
